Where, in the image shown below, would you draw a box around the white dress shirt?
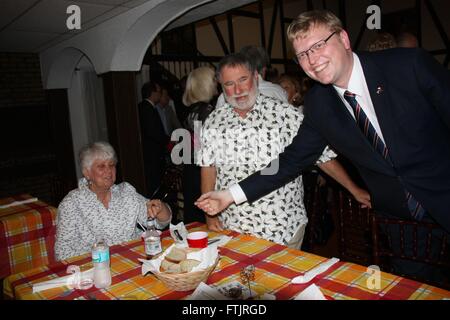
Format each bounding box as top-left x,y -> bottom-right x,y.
333,53 -> 386,144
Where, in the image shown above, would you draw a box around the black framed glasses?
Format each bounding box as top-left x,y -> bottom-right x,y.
296,31 -> 337,62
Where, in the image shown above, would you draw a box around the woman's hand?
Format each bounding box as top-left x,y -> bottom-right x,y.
206,216 -> 224,232
147,199 -> 171,221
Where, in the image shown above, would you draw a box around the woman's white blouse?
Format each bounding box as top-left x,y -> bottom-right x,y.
54,178 -> 169,260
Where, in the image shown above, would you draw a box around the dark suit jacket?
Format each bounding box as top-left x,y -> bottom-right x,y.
240,48 -> 450,232
138,100 -> 169,194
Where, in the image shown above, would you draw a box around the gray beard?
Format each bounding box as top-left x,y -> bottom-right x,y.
225,87 -> 260,111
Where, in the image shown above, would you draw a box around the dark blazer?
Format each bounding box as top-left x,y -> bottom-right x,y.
240,48 -> 450,232
138,100 -> 169,195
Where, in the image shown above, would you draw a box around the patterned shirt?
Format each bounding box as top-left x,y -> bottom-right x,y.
55,178 -> 170,260
198,94 -> 336,245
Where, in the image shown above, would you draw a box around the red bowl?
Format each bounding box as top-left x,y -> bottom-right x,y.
187,231 -> 208,248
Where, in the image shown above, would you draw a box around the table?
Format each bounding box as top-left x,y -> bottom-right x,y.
3,222 -> 450,300
0,194 -> 57,278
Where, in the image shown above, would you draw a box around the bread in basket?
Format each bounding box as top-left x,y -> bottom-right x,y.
152,246 -> 220,291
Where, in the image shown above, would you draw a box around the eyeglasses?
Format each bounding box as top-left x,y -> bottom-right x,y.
296,31 -> 337,63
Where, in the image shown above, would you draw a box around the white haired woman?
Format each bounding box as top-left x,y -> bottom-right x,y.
55,141 -> 171,261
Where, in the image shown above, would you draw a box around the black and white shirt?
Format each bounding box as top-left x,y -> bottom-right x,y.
54,178 -> 169,260
198,94 -> 336,245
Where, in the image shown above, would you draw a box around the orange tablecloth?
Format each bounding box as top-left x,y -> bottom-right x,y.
3,222 -> 450,300
0,194 -> 57,278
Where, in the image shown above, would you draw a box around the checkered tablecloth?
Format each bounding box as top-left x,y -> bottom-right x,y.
0,194 -> 57,278
3,222 -> 450,300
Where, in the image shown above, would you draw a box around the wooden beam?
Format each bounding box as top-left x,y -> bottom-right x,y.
279,0 -> 288,68
230,9 -> 259,19
191,23 -> 199,68
148,54 -> 223,63
209,17 -> 229,55
267,0 -> 279,57
258,0 -> 266,48
227,13 -> 235,53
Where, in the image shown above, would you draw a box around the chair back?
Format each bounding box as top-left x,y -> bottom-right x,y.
334,188 -> 374,266
371,214 -> 450,288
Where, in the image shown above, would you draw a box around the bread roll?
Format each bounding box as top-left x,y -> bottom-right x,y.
165,247 -> 187,263
160,259 -> 181,273
180,259 -> 201,273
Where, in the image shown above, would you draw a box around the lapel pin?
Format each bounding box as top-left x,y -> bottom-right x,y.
376,86 -> 384,94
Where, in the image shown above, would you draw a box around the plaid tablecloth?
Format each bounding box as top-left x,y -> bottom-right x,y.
3,222 -> 450,300
0,194 -> 57,278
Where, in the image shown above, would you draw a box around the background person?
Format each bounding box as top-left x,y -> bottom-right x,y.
181,66 -> 218,224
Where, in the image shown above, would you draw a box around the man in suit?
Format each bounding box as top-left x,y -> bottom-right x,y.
196,10 -> 450,282
138,81 -> 169,198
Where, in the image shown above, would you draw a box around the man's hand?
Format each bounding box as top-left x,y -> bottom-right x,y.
195,190 -> 234,215
206,216 -> 224,232
351,187 -> 372,209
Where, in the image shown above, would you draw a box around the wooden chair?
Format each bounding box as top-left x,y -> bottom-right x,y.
161,164 -> 184,223
334,187 -> 374,266
371,215 -> 450,289
302,174 -> 322,251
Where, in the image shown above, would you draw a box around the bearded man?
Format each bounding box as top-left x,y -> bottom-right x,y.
197,53 -> 369,248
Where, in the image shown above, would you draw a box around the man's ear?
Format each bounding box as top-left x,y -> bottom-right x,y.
339,30 -> 352,50
261,66 -> 267,80
254,71 -> 259,84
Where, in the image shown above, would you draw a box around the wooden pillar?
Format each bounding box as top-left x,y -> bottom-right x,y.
101,71 -> 146,195
46,89 -> 77,201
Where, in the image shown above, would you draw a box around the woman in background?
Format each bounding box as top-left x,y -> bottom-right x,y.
182,67 -> 217,224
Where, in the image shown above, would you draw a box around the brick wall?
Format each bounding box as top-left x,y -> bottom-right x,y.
0,52 -> 62,204
0,52 -> 46,108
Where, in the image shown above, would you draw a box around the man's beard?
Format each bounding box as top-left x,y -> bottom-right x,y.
224,81 -> 259,111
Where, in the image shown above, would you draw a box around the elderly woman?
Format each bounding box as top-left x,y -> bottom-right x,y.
55,141 -> 171,261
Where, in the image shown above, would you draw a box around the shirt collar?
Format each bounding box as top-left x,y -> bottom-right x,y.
333,53 -> 365,99
145,98 -> 155,107
78,177 -> 118,198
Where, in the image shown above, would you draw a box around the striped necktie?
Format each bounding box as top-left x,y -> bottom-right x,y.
343,90 -> 425,220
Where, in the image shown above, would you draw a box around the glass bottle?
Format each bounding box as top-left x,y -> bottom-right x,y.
144,218 -> 162,259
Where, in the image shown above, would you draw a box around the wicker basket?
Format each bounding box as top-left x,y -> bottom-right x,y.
154,256 -> 220,291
